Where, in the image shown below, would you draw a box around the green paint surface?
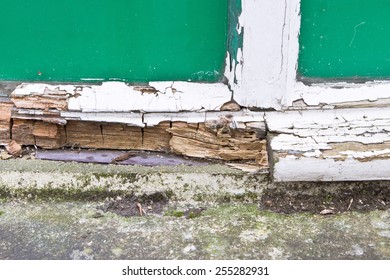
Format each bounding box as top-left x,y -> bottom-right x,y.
299,0 -> 390,80
227,0 -> 242,73
0,0 -> 228,82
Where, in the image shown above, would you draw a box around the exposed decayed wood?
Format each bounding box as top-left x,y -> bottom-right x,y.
33,121 -> 66,149
168,122 -> 268,166
5,116 -> 267,167
11,119 -> 66,149
0,100 -> 12,121
11,87 -> 70,111
2,90 -> 268,167
143,121 -> 171,151
0,99 -> 12,144
65,121 -> 171,151
66,121 -> 105,148
12,119 -> 35,146
5,140 -> 22,157
0,123 -> 10,144
101,123 -> 143,150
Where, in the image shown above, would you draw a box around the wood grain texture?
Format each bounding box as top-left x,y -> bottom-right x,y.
0,99 -> 12,144
168,121 -> 267,166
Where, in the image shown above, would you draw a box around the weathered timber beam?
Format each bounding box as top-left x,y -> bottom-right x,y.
11,82 -> 232,113
266,108 -> 390,181
0,97 -> 13,144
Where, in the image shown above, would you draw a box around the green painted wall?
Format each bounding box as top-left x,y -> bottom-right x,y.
299,0 -> 390,80
0,0 -> 228,82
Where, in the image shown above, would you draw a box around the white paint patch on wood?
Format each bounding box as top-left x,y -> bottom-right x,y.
68,81 -> 231,112
143,110 -> 265,127
340,149 -> 390,159
267,108 -> 390,181
274,157 -> 390,181
267,108 -> 390,144
60,111 -> 144,127
12,82 -> 232,113
288,81 -> 390,108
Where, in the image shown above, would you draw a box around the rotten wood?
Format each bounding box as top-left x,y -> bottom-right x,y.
0,98 -> 13,144
33,121 -> 66,149
11,86 -> 71,111
12,119 -> 35,146
2,90 -> 268,167
5,140 -> 22,157
12,119 -> 66,149
11,108 -> 65,125
4,115 -> 268,167
168,120 -> 268,166
143,121 -> 172,151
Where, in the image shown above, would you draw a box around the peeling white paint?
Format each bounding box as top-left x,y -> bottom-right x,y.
13,82 -> 232,113
267,108 -> 390,144
68,82 -> 231,112
143,110 -> 265,126
274,157 -> 390,182
270,134 -> 331,152
60,111 -> 144,127
340,149 -> 390,159
288,81 -> 390,108
268,108 -> 390,181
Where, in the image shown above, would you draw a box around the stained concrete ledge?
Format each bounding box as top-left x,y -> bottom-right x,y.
1,159 -> 390,210
0,159 -> 269,206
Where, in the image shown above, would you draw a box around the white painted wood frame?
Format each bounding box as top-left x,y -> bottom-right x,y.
232,0 -> 390,109
9,0 -> 291,114
251,0 -> 390,181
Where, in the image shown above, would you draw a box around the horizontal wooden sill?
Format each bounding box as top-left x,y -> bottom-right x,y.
267,108 -> 390,181
2,83 -> 390,181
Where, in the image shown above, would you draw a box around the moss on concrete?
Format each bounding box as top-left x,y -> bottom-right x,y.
0,201 -> 389,259
0,159 -> 243,174
165,209 -> 185,218
0,159 -> 267,206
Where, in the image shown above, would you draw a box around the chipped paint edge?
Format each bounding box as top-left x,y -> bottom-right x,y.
12,81 -> 232,113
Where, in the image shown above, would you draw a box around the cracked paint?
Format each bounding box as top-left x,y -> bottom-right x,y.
11,82 -> 232,115
267,108 -> 390,181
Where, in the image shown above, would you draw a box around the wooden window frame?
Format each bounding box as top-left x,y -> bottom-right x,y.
5,1 -> 390,181
254,0 -> 390,181
8,1 -> 390,113
284,0 -> 390,109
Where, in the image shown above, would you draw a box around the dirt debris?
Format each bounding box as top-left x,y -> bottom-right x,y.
100,195 -> 169,217
5,140 -> 22,157
261,183 -> 390,214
